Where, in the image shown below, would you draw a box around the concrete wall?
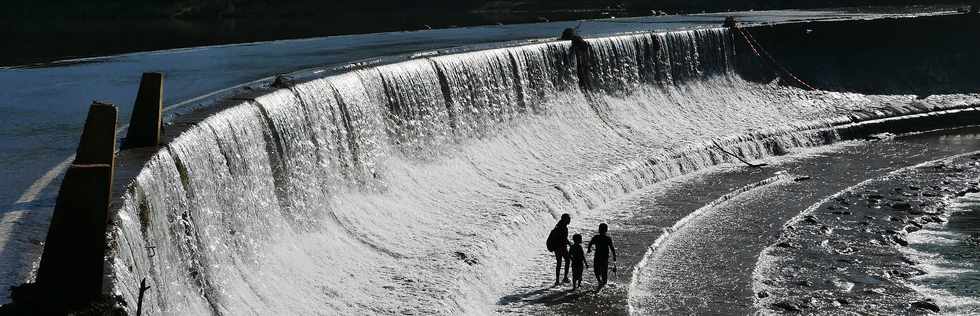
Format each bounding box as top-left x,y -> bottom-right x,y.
738,14 -> 980,96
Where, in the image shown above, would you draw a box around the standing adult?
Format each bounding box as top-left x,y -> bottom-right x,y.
546,213 -> 572,286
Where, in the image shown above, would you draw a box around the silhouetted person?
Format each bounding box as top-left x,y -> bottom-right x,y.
569,234 -> 588,291
546,213 -> 571,286
587,223 -> 617,290
723,16 -> 738,28
559,28 -> 587,47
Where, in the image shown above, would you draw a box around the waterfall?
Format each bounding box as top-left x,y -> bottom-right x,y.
104,28 -> 923,314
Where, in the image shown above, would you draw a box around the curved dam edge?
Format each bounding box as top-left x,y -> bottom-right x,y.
110,94 -> 980,315
106,33 -> 980,314
15,13 -> 980,314
627,174 -> 794,314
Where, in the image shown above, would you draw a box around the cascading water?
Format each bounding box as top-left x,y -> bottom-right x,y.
105,28 -> 940,314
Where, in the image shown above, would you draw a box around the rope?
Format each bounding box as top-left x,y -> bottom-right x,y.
733,26 -> 815,91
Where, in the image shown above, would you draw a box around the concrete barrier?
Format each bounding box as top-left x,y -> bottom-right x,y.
122,73 -> 163,149
737,14 -> 980,95
34,102 -> 117,310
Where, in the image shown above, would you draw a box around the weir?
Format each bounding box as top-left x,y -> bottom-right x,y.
17,13 -> 980,314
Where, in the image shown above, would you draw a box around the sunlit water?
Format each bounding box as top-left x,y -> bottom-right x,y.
102,26 -> 978,314
0,9 -> 973,314
0,10 -> 881,210
904,194 -> 980,314
0,11 -> 902,304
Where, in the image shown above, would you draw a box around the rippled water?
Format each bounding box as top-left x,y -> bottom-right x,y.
905,194 -> 980,314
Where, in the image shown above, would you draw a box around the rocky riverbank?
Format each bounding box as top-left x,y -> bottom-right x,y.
753,149 -> 980,314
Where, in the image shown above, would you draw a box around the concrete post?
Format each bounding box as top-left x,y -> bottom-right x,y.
35,102 -> 117,309
122,72 -> 163,149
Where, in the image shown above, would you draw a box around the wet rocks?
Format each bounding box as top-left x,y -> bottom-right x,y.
453,251 -> 479,265
900,256 -> 919,265
772,301 -> 804,312
794,176 -> 812,182
891,202 -> 911,210
803,215 -> 820,225
964,235 -> 980,247
776,241 -> 798,249
819,225 -> 833,235
891,235 -> 909,246
887,269 -> 914,279
910,300 -> 940,313
956,187 -> 980,196
829,279 -> 855,292
922,191 -> 941,197
758,154 -> 980,316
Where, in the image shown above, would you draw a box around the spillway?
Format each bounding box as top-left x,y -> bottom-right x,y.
93,15 -> 980,315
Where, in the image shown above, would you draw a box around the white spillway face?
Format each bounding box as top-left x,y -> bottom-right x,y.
104,28 -> 930,315
581,29 -> 735,95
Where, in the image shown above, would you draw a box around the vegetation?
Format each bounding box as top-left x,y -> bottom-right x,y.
1,0 -> 967,66
3,0 -> 963,19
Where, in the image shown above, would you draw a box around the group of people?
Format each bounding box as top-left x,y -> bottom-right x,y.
546,214 -> 617,291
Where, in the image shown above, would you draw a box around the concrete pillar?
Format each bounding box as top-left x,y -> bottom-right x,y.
561,28 -> 592,92
122,72 -> 163,149
35,102 -> 117,309
74,102 -> 118,164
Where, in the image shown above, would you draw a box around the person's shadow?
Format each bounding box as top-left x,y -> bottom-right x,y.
497,286 -> 594,307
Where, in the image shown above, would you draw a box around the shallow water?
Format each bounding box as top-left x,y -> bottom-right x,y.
904,194 -> 980,314
500,128 -> 980,315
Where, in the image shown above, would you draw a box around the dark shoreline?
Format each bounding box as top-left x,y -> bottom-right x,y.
2,4 -> 967,68
0,10 -> 619,68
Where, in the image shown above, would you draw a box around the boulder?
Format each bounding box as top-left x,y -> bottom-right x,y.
772,301 -> 802,312
911,300 -> 940,313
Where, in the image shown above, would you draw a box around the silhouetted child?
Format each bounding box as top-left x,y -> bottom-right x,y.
587,223 -> 617,290
568,234 -> 588,291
